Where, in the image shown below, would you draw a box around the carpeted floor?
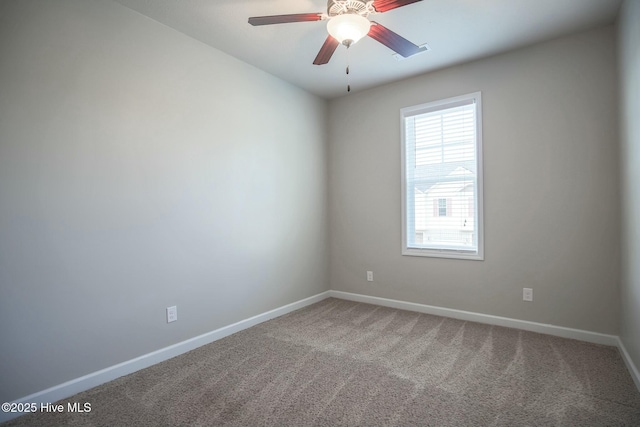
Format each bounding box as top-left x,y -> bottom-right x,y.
4,298 -> 640,426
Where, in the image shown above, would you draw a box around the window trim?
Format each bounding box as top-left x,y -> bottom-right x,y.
400,92 -> 484,261
437,198 -> 447,217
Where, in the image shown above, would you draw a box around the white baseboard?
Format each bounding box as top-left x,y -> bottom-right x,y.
0,291 -> 331,424
617,337 -> 640,392
328,290 -> 619,346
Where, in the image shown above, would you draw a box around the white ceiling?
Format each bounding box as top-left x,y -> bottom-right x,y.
113,0 -> 622,99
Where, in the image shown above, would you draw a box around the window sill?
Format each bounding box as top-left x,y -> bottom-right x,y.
402,247 -> 484,261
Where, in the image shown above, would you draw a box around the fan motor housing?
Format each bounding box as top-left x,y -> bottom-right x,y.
327,0 -> 375,17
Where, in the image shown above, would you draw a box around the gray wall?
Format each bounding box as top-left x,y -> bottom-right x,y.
0,0 -> 328,402
619,0 -> 640,374
328,26 -> 620,334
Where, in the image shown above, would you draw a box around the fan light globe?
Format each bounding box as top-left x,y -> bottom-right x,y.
327,13 -> 371,45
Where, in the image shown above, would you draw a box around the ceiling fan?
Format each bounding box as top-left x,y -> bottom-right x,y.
248,0 -> 427,65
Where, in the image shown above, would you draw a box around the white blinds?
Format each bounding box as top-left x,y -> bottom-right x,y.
402,94 -> 481,257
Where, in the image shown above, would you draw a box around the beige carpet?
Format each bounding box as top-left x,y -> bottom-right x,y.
4,298 -> 640,426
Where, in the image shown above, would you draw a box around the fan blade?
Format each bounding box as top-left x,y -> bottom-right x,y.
373,0 -> 422,13
368,22 -> 426,57
248,13 -> 323,26
313,36 -> 340,65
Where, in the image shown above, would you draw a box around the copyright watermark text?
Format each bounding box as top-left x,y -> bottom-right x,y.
2,402 -> 91,414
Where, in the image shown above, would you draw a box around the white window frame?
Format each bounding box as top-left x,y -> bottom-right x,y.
400,92 -> 484,260
437,198 -> 448,217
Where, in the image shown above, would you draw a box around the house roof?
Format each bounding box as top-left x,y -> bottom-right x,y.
413,163 -> 476,193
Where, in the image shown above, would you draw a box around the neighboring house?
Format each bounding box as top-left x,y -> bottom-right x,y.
414,166 -> 476,247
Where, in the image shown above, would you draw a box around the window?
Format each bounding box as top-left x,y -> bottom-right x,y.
401,92 -> 483,260
436,198 -> 448,217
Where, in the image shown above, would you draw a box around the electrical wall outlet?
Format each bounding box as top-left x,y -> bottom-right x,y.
366,271 -> 374,282
167,306 -> 178,323
523,288 -> 533,302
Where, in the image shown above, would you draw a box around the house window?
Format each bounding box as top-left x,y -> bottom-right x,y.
438,198 -> 447,216
401,92 -> 484,260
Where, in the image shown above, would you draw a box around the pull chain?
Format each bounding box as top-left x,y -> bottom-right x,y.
346,44 -> 351,93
